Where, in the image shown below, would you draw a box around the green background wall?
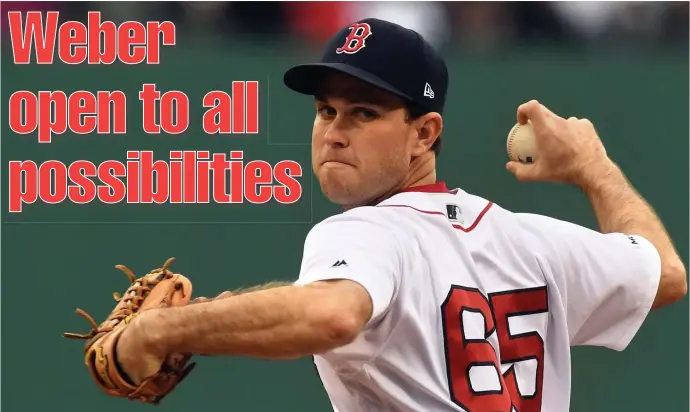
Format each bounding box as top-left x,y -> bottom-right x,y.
2,34 -> 688,412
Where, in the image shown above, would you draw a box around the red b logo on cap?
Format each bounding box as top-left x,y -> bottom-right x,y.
336,23 -> 372,55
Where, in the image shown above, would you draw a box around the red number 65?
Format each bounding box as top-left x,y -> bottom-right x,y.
441,286 -> 548,412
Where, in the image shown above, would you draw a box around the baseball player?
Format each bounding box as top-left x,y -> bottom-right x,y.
113,19 -> 687,411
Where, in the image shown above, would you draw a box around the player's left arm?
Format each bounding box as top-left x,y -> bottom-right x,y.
140,279 -> 373,359
134,212 -> 402,360
189,281 -> 296,304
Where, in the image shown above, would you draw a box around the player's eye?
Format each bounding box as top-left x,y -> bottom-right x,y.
353,107 -> 379,121
317,105 -> 336,119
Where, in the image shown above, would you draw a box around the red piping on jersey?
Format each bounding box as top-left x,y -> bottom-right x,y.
378,202 -> 493,233
368,181 -> 455,207
452,201 -> 492,232
379,204 -> 446,217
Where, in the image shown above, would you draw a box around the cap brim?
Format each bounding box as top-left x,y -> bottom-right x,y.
283,63 -> 413,103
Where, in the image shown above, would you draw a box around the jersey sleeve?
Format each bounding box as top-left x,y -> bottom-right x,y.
294,210 -> 404,325
517,213 -> 661,351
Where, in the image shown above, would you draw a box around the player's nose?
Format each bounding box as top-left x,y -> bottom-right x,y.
323,124 -> 349,149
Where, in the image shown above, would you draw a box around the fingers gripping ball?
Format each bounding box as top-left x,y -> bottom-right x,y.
507,122 -> 537,164
63,257 -> 194,404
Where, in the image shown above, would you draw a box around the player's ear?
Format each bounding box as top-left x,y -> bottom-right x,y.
410,112 -> 443,157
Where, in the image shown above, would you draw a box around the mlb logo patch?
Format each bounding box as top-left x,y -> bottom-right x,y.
446,204 -> 464,224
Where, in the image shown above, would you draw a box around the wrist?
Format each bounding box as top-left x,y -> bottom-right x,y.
574,159 -> 623,193
134,309 -> 170,358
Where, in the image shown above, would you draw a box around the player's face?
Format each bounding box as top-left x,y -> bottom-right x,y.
312,74 -> 418,208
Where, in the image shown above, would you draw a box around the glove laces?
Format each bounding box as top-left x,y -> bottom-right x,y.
63,257 -> 178,341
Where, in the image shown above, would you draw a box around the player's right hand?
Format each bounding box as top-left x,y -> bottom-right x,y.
506,100 -> 616,187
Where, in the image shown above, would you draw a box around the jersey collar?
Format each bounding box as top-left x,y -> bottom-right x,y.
364,181 -> 452,208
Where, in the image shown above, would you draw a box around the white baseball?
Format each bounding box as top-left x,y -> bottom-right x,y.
506,121 -> 537,164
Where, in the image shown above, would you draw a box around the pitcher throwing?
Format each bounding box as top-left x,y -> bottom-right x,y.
98,18 -> 686,412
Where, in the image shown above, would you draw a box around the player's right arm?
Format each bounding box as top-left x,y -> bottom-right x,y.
507,100 -> 686,350
507,100 -> 687,310
580,159 -> 686,309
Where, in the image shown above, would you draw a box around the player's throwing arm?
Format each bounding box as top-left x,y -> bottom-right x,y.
506,100 -> 687,308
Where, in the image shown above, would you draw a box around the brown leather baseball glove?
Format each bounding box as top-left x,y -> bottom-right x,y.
63,257 -> 194,404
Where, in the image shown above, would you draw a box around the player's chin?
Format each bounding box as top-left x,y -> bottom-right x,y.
318,173 -> 365,205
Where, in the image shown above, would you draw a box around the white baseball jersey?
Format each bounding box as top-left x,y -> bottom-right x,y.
295,182 -> 661,412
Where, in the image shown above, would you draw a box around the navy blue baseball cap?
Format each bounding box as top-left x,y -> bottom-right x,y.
283,18 -> 449,114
